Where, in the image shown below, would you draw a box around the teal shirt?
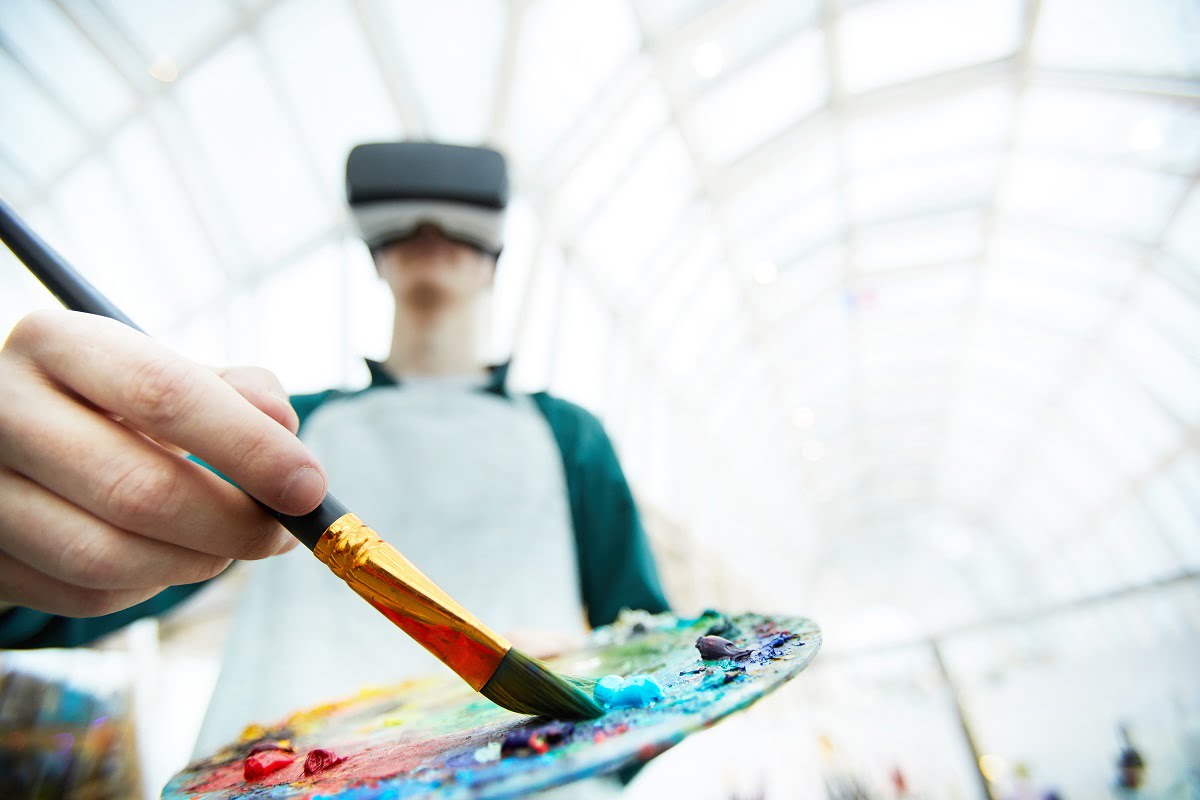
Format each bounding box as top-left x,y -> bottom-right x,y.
0,361 -> 669,648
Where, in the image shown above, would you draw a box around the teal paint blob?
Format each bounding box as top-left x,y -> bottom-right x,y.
593,675 -> 624,704
593,674 -> 664,708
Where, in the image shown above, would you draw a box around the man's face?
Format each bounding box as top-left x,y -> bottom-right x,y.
373,224 -> 495,314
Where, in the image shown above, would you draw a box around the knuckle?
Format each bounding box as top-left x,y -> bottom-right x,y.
100,458 -> 183,529
225,424 -> 280,483
182,555 -> 230,584
233,520 -> 287,561
229,513 -> 288,556
123,357 -> 196,426
56,532 -> 126,589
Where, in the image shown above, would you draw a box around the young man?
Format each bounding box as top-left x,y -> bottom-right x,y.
0,143 -> 668,749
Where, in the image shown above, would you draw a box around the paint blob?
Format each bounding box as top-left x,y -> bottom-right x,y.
303,748 -> 347,776
593,674 -> 664,708
243,750 -> 294,780
695,635 -> 752,661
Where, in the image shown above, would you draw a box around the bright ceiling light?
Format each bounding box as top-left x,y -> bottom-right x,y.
1127,118 -> 1163,152
979,754 -> 1008,782
691,41 -> 726,79
149,54 -> 179,83
753,259 -> 778,285
792,406 -> 815,429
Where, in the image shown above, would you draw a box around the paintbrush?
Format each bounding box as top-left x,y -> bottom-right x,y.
0,195 -> 602,721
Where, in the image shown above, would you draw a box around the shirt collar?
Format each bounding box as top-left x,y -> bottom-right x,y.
365,358 -> 511,397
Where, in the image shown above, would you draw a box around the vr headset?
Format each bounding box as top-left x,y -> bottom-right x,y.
346,142 -> 509,257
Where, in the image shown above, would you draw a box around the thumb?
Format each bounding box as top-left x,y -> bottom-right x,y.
215,366 -> 301,435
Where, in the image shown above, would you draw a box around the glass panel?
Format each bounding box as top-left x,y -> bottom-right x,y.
750,243 -> 843,324
855,210 -> 984,272
722,123 -> 839,234
554,84 -> 671,236
686,28 -> 827,165
631,0 -> 719,39
1164,185 -> 1200,268
1100,501 -> 1178,586
57,0 -> 151,88
377,0 -> 505,144
259,0 -> 404,195
0,0 -> 136,132
0,49 -> 86,183
488,197 -> 538,360
858,262 -> 974,316
659,267 -> 741,379
962,314 -> 1081,401
848,153 -> 999,225
1058,361 -> 1174,483
551,265 -> 614,415
175,36 -> 330,266
575,129 -> 697,296
1131,273 -> 1200,362
341,236 -> 392,370
49,158 -> 177,331
0,234 -> 59,337
845,82 -> 1012,173
739,193 -> 844,266
253,239 -> 346,394
108,119 -> 226,313
504,0 -> 641,164
510,246 -> 565,393
1001,154 -> 1187,244
1142,468 -> 1200,569
101,0 -> 238,65
838,0 -> 1023,94
980,259 -> 1116,339
1033,0 -> 1200,78
1017,85 -> 1200,174
0,153 -> 33,207
989,220 -> 1142,296
662,0 -> 822,101
1107,311 -> 1200,424
637,227 -> 721,349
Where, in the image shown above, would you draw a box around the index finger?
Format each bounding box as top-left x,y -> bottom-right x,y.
8,310 -> 326,515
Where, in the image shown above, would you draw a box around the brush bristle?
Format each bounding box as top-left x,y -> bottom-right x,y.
479,648 -> 604,720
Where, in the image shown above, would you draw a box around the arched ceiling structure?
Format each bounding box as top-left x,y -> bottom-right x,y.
1,0 -> 1197,648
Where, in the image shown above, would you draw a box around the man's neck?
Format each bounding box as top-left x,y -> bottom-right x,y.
385,305 -> 485,378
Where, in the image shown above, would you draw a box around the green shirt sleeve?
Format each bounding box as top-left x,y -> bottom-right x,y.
0,583 -> 209,649
531,393 -> 670,628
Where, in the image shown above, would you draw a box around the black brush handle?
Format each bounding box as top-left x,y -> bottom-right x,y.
0,194 -> 341,551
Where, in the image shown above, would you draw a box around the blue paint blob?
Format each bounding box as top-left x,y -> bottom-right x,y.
593,674 -> 664,708
593,675 -> 624,704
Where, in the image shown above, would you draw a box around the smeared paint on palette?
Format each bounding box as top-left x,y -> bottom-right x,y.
163,610 -> 820,799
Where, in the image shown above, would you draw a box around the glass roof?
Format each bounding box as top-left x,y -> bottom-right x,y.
0,0 -> 1197,654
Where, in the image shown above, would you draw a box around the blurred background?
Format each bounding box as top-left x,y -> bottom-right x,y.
1,0 -> 1198,797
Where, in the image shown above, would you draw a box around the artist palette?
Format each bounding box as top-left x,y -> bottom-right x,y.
163,610 -> 821,799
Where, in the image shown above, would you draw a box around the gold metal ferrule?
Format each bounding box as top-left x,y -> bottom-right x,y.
312,513 -> 511,690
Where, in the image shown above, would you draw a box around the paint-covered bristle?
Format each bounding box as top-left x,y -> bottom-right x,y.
480,648 -> 604,720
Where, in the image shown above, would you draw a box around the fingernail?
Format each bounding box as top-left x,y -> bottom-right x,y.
280,466 -> 325,514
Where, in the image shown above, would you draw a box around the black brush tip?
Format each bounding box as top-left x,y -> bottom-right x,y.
479,648 -> 604,720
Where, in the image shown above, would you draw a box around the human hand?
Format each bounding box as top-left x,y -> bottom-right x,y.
0,309 -> 327,617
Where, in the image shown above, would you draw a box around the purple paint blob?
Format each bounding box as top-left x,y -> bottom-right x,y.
695,635 -> 751,661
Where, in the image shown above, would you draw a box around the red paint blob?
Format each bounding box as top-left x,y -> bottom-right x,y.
244,750 -> 295,781
303,748 -> 348,776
